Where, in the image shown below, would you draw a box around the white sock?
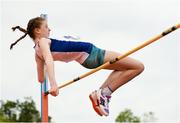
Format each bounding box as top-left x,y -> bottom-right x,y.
101,85 -> 113,96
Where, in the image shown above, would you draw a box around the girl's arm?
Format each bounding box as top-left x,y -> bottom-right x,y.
35,54 -> 44,83
38,38 -> 56,85
38,38 -> 59,96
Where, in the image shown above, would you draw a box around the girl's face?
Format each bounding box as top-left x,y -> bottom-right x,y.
36,20 -> 51,38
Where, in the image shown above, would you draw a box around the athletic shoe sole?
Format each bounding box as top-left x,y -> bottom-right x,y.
89,93 -> 103,116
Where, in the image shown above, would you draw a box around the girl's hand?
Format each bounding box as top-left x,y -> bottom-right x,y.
49,84 -> 59,96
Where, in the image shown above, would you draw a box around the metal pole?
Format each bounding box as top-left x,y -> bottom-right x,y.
41,76 -> 48,122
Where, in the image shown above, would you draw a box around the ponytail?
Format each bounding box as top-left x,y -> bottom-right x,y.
10,26 -> 28,50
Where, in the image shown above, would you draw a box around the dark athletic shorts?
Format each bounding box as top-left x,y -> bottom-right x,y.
81,45 -> 105,69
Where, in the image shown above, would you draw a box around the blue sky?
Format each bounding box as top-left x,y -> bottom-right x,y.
1,0 -> 179,122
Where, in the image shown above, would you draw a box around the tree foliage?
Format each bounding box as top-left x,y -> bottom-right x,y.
115,108 -> 157,123
115,108 -> 140,123
0,97 -> 51,122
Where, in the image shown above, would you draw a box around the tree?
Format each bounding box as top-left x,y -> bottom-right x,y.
115,109 -> 141,123
115,109 -> 157,123
17,97 -> 41,122
0,100 -> 18,122
0,97 -> 51,122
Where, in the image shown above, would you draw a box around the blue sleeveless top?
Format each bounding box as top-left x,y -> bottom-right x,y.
35,38 -> 93,64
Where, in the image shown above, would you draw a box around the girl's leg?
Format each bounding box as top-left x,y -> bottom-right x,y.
89,50 -> 144,116
101,50 -> 144,92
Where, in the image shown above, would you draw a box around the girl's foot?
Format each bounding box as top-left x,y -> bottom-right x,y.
89,89 -> 111,116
